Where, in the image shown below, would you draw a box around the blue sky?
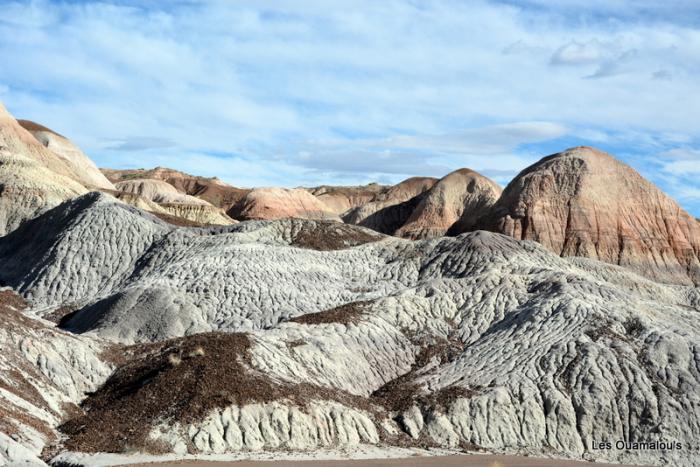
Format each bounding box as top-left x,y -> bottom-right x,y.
1,0 -> 699,216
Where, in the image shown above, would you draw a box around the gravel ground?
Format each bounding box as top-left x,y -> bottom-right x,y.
123,453 -> 646,467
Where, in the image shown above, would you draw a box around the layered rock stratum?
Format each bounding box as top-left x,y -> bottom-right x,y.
17,120 -> 114,190
102,166 -> 250,212
0,193 -> 698,466
343,170 -> 501,240
1,101 -> 699,466
396,169 -> 501,239
230,187 -> 342,221
0,104 -> 102,191
472,147 -> 700,286
0,105 -> 88,235
307,183 -> 391,215
113,178 -> 208,205
342,177 -> 438,232
113,179 -> 236,226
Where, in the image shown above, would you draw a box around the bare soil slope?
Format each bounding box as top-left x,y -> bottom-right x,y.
396,169 -> 501,239
18,119 -> 114,190
0,104 -> 88,234
1,194 -> 698,466
472,146 -> 700,285
229,187 -> 341,221
102,167 -> 250,211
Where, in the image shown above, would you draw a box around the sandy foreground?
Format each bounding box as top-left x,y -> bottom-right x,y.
68,448 -> 649,467
123,454 -> 643,467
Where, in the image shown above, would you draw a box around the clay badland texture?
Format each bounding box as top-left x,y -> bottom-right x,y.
396,169 -> 502,239
1,101 -> 699,467
471,146 -> 700,286
102,166 -> 251,212
0,105 -> 88,235
341,177 -> 438,232
113,179 -> 236,226
104,168 -> 348,223
102,152 -> 700,287
1,193 -> 699,466
340,170 -> 502,240
306,183 -> 389,215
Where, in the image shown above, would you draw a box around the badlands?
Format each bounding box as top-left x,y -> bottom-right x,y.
0,101 -> 699,467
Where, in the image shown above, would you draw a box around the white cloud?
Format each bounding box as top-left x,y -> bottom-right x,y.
659,148 -> 700,160
676,187 -> 700,200
652,69 -> 673,80
551,40 -> 605,65
0,0 -> 698,214
661,160 -> 700,175
384,122 -> 567,154
103,137 -> 176,152
281,121 -> 563,182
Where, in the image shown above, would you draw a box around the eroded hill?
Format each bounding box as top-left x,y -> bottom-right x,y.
1,102 -> 699,466
0,194 -> 698,466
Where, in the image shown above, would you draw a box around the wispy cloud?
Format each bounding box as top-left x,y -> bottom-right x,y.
104,137 -> 176,152
652,69 -> 673,81
551,40 -> 606,66
665,161 -> 700,175
384,122 -> 568,154
658,147 -> 700,159
0,0 -> 698,214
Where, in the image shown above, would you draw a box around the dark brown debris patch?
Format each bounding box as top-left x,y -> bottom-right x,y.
58,332 -> 384,454
0,289 -> 28,312
0,289 -> 46,334
290,221 -> 382,251
287,301 -> 371,325
372,331 -> 470,414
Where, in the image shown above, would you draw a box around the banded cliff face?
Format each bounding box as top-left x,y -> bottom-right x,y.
473,146 -> 700,285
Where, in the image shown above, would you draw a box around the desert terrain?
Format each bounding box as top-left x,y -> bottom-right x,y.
0,101 -> 698,467
117,453 -> 645,467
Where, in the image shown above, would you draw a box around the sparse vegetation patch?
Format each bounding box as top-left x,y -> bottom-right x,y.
290,222 -> 381,250
288,301 -> 371,325
58,332 -> 383,454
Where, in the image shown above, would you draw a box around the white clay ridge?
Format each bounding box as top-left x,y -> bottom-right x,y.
0,193 -> 698,466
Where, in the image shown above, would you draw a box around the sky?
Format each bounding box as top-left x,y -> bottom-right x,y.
1,0 -> 699,216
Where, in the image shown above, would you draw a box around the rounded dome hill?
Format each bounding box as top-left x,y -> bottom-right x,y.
230,187 -> 341,221
475,146 -> 700,285
396,168 -> 502,239
17,118 -> 114,190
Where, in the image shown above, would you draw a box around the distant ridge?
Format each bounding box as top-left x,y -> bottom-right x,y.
102,146 -> 700,286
